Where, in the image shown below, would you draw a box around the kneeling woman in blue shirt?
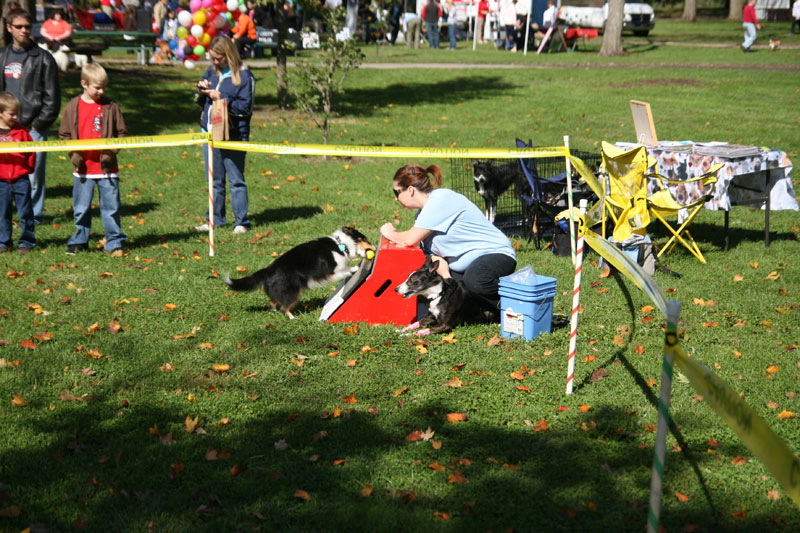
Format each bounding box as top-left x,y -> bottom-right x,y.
380,163 -> 517,317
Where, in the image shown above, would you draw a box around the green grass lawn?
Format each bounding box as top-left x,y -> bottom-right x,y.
0,26 -> 799,531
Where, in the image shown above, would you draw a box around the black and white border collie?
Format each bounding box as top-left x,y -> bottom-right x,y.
224,226 -> 375,319
472,159 -> 526,223
395,256 -> 469,334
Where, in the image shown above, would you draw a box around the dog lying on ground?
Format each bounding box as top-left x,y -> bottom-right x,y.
395,256 -> 470,334
224,226 -> 375,319
472,159 -> 529,223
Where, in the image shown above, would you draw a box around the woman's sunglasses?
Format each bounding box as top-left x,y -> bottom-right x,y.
393,186 -> 409,198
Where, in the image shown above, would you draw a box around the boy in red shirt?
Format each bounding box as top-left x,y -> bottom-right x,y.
59,63 -> 128,255
0,91 -> 35,253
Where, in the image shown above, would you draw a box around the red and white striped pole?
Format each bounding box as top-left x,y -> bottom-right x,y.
207,140 -> 215,257
566,199 -> 587,395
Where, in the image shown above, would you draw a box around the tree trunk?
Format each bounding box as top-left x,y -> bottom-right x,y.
681,0 -> 697,22
599,0 -> 624,56
275,3 -> 289,109
728,0 -> 745,20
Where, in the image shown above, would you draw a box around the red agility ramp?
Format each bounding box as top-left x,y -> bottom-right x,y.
319,237 -> 424,326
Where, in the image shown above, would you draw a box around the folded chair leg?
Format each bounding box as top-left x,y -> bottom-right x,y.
653,210 -> 706,264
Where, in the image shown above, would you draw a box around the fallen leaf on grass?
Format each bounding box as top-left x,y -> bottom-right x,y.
0,505 -> 21,518
406,430 -> 423,442
766,489 -> 781,501
764,271 -> 781,281
184,415 -> 199,433
342,324 -> 359,336
590,369 -> 609,382
777,410 -> 795,419
415,345 -> 428,355
11,393 -> 27,407
448,470 -> 468,484
731,507 -> 746,519
516,385 -> 531,392
675,491 -> 690,502
731,456 -> 747,466
360,485 -> 373,497
294,490 -> 311,501
230,464 -> 244,476
487,334 -> 503,346
509,371 -> 525,380
212,363 -> 230,373
765,365 -> 779,373
19,339 -> 36,350
433,512 -> 449,520
443,376 -> 463,388
393,386 -> 407,397
168,461 -> 183,479
446,413 -> 467,423
428,461 -> 446,472
732,275 -> 744,282
579,404 -> 592,413
346,359 -> 357,367
344,394 -> 357,404
532,419 -> 548,431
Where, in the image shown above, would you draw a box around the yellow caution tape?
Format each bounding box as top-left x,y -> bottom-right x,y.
0,132 -> 210,153
582,228 -> 667,315
672,343 -> 800,507
213,141 -> 569,159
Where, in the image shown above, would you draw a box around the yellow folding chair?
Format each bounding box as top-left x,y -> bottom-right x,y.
645,163 -> 723,264
598,141 -> 656,243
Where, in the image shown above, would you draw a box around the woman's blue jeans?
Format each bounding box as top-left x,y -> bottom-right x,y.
203,144 -> 250,228
68,177 -> 127,251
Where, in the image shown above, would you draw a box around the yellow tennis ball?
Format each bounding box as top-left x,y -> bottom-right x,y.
366,250 -> 375,260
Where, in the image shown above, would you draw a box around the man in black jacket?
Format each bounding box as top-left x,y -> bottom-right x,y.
1,8 -> 61,225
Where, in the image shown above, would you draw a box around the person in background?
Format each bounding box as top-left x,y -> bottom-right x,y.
422,0 -> 441,49
232,8 -> 257,57
153,0 -> 168,34
791,0 -> 800,35
443,0 -> 457,50
542,0 -> 556,29
161,8 -> 178,41
500,0 -> 517,52
403,10 -> 421,49
741,0 -> 760,52
380,163 -> 517,320
513,0 -> 528,49
0,8 -> 61,225
389,0 -> 402,45
59,63 -> 128,255
194,35 -> 254,235
476,0 -> 488,44
40,8 -> 73,51
0,91 -> 36,254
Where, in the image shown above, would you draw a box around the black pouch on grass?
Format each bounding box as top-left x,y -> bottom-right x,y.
550,219 -> 577,257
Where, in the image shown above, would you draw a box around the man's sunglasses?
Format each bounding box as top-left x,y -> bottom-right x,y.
11,24 -> 32,30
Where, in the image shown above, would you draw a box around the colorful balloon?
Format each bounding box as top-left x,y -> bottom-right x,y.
176,25 -> 188,38
186,35 -> 198,47
184,59 -> 196,69
226,0 -> 239,12
193,45 -> 206,56
189,0 -> 202,12
213,14 -> 226,28
206,25 -> 218,38
199,32 -> 211,46
193,10 -> 206,25
178,10 -> 193,27
202,0 -> 214,8
168,39 -> 178,50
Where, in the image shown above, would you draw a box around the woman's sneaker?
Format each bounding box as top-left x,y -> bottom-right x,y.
233,225 -> 247,234
195,223 -> 210,231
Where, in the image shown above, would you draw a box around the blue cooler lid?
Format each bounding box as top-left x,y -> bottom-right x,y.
499,274 -> 557,295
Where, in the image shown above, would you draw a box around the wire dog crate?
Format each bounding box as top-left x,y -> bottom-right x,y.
449,150 -> 601,238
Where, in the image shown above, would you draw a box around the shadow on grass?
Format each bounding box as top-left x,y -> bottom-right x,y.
337,75 -> 517,118
250,205 -> 325,226
647,220 -> 797,253
4,385 -> 761,532
59,68 -> 200,135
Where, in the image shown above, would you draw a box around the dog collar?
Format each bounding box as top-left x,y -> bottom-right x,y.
334,236 -> 348,254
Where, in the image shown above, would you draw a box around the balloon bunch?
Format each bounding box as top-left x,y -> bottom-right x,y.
167,0 -> 246,68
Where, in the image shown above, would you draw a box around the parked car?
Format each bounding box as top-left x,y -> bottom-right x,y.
559,1 -> 656,37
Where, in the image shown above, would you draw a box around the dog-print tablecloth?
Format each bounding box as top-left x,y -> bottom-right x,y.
643,144 -> 798,213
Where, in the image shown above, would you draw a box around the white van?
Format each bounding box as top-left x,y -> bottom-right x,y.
559,1 -> 656,37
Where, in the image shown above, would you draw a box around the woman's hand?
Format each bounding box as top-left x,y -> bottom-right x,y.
380,222 -> 396,240
430,255 -> 451,278
204,89 -> 221,100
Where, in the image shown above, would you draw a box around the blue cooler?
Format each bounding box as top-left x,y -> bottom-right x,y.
499,274 -> 557,341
